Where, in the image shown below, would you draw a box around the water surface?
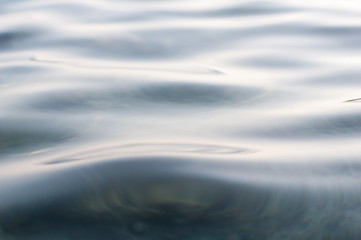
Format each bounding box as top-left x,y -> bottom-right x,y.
1,0 -> 361,239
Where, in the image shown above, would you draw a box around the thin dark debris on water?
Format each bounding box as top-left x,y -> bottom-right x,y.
344,98 -> 361,103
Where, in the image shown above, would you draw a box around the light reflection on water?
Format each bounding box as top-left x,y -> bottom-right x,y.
1,0 -> 361,239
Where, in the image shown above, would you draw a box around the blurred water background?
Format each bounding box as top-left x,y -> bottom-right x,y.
1,0 -> 361,239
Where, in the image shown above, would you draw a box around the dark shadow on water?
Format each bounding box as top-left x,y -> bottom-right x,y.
110,1 -> 301,22
0,65 -> 44,75
1,157 -> 361,239
27,82 -> 263,112
49,28 -> 234,60
0,30 -> 41,51
235,55 -> 314,69
0,117 -> 79,156
135,83 -> 261,105
196,1 -> 298,17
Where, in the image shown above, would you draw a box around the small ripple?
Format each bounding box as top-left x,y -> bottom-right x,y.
235,55 -> 314,69
110,1 -> 300,21
250,113 -> 361,139
28,56 -> 225,75
299,71 -> 361,86
44,142 -> 252,165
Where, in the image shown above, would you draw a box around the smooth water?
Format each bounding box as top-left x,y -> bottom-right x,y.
1,0 -> 361,239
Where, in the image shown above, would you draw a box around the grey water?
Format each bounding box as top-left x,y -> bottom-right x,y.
1,0 -> 361,239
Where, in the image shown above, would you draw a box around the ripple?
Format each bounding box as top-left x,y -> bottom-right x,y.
44,142 -> 252,165
28,82 -> 263,112
0,115 -> 86,156
0,157 -> 265,239
1,0 -> 361,239
237,55 -> 314,69
197,1 -> 298,17
109,1 -> 299,22
0,30 -> 41,52
250,113 -> 361,139
134,83 -> 261,105
1,156 -> 361,239
300,71 -> 361,86
50,28 -> 234,59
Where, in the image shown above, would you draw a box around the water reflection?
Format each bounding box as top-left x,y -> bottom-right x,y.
1,156 -> 361,239
239,55 -> 314,69
300,71 -> 361,86
0,31 -> 34,50
251,113 -> 361,139
0,115 -> 81,156
1,0 -> 361,239
28,82 -> 263,111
